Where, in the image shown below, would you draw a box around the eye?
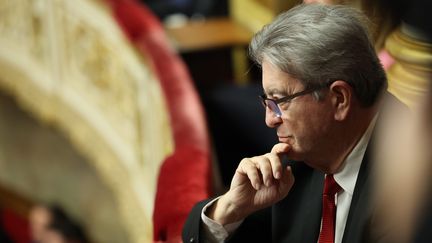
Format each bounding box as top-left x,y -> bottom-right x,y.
278,100 -> 290,107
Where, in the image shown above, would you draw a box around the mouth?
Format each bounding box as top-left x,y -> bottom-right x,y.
277,136 -> 292,143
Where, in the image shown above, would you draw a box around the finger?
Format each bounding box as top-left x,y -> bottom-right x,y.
238,159 -> 262,190
265,153 -> 283,179
271,143 -> 291,155
255,156 -> 273,187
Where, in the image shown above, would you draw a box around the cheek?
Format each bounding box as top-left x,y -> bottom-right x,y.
279,115 -> 305,141
288,104 -> 332,137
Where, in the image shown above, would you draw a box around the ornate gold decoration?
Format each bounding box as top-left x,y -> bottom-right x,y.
385,28 -> 432,108
230,0 -> 275,33
0,0 -> 174,242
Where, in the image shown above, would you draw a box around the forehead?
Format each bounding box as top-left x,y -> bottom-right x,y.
262,60 -> 302,94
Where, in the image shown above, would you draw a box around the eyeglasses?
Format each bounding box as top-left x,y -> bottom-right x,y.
259,85 -> 327,118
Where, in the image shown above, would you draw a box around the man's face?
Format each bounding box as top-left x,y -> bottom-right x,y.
262,60 -> 335,162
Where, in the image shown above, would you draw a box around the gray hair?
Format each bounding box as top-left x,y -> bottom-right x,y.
249,4 -> 387,107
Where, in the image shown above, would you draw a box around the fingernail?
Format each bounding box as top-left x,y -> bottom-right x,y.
275,172 -> 281,179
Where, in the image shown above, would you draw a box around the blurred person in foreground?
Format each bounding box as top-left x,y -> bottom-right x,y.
183,3 -> 398,243
370,80 -> 432,243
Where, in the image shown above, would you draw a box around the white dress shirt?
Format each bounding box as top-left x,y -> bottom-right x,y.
201,117 -> 377,243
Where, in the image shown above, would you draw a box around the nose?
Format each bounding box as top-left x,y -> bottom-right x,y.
265,107 -> 283,128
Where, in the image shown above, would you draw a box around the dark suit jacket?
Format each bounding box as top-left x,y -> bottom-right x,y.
182,147 -> 372,243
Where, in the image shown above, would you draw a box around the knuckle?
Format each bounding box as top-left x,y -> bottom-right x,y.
269,153 -> 279,160
258,159 -> 270,168
240,157 -> 251,165
251,155 -> 263,161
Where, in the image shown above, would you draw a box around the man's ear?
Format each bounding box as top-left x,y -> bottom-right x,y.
329,80 -> 352,121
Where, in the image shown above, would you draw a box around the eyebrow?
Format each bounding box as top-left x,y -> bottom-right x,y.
265,88 -> 289,97
264,88 -> 288,95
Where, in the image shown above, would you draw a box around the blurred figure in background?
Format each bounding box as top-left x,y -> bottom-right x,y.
29,204 -> 88,243
141,0 -> 227,22
303,0 -> 408,51
302,0 -> 408,70
30,205 -> 53,243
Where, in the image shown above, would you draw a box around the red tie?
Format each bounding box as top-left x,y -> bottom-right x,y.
318,174 -> 342,243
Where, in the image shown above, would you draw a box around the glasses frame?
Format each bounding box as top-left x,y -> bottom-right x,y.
260,82 -> 334,118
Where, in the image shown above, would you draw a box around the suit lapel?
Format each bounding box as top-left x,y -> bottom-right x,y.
342,141 -> 372,243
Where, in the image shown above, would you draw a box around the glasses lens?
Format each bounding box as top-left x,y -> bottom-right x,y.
265,100 -> 282,117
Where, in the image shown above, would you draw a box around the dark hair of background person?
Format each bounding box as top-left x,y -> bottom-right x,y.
141,0 -> 228,20
49,205 -> 89,243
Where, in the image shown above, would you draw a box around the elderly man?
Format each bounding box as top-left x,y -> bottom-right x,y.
183,4 -> 390,243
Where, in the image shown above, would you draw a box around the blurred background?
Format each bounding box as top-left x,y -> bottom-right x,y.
0,0 -> 430,242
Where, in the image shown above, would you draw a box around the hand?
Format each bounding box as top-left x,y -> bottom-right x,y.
209,143 -> 295,225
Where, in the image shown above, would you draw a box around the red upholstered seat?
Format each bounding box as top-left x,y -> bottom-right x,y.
1,208 -> 30,243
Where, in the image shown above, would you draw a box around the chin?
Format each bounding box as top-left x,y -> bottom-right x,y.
285,149 -> 304,162
287,154 -> 303,162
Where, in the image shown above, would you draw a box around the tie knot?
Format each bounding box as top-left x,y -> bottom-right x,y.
323,174 -> 341,196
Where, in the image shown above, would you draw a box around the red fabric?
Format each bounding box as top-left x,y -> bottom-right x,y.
1,208 -> 30,243
105,0 -> 212,242
153,146 -> 211,242
318,175 -> 342,243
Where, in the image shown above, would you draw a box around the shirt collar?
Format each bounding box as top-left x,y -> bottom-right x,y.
333,115 -> 377,195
